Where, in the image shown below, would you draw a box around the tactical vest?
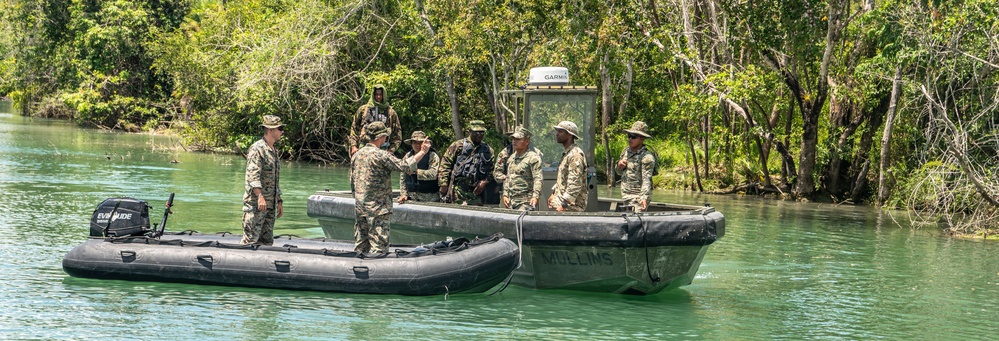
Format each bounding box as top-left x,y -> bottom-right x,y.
404,150 -> 440,193
453,141 -> 492,183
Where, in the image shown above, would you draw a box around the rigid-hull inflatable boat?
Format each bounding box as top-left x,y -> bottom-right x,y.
308,191 -> 724,295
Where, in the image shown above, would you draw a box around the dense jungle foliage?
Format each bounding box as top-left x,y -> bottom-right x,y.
1,0 -> 997,234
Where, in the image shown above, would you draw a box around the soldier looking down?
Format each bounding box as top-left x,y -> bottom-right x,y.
349,84 -> 403,156
497,126 -> 543,210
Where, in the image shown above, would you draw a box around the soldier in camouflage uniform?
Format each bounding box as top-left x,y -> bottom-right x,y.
438,120 -> 494,205
398,131 -> 441,203
348,84 -> 403,156
492,130 -> 515,184
242,115 -> 285,245
351,121 -> 431,253
616,121 -> 656,212
548,121 -> 588,212
497,126 -> 543,210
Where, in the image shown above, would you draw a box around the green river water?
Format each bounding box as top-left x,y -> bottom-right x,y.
1,102 -> 998,340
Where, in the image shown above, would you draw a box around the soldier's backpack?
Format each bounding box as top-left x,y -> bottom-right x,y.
89,198 -> 151,237
646,148 -> 660,176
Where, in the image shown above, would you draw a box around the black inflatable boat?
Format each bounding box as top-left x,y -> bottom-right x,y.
63,197 -> 519,295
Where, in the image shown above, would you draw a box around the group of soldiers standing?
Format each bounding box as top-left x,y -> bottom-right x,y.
240,85 -> 657,255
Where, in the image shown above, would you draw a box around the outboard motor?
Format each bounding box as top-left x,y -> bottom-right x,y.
90,198 -> 151,237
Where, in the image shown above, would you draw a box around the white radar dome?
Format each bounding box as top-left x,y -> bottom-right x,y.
528,67 -> 570,85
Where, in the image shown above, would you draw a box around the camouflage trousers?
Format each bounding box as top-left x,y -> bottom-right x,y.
450,180 -> 483,205
354,213 -> 391,254
406,191 -> 441,202
509,197 -> 535,211
241,210 -> 275,245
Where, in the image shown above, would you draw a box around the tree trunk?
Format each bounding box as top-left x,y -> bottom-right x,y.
600,53 -> 614,187
446,77 -> 464,140
686,125 -> 704,192
415,0 -> 463,139
877,66 -> 902,206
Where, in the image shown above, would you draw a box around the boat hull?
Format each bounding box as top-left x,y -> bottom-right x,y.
63,233 -> 518,295
308,191 -> 725,295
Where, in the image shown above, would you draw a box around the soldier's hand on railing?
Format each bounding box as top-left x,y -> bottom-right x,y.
502,196 -> 511,209
529,197 -> 538,209
397,195 -> 409,204
439,185 -> 449,195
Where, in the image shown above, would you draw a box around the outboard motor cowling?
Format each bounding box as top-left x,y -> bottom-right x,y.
90,198 -> 151,237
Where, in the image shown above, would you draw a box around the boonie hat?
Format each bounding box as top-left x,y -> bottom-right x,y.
365,121 -> 390,139
623,121 -> 651,138
510,126 -> 532,139
260,115 -> 285,129
405,131 -> 428,143
469,120 -> 488,132
553,121 -> 581,140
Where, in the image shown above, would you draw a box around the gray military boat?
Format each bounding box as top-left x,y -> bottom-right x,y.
309,67 -> 725,294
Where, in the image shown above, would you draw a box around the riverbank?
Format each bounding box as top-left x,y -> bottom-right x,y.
3,111 -> 998,339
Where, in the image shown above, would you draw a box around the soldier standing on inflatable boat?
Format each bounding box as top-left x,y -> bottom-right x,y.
548,121 -> 588,212
616,121 -> 656,212
351,121 -> 431,254
438,120 -> 494,205
398,131 -> 440,203
348,84 -> 403,156
241,115 -> 285,245
496,126 -> 543,210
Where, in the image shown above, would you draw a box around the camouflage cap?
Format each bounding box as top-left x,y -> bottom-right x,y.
553,120 -> 581,140
468,120 -> 488,132
510,126 -> 532,139
404,130 -> 428,143
260,115 -> 285,129
365,121 -> 390,139
623,121 -> 651,138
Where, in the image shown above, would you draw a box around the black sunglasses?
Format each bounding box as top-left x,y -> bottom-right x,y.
277,126 -> 285,132
627,134 -> 641,139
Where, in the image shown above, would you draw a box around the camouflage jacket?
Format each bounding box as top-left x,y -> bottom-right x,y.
243,139 -> 282,212
351,143 -> 418,216
615,146 -> 656,202
502,149 -> 543,202
552,143 -> 587,211
348,105 -> 403,154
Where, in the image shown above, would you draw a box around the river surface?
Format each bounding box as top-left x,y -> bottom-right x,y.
1,102 -> 998,340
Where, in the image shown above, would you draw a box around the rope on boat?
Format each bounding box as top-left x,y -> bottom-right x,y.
488,209 -> 528,296
625,214 -> 661,284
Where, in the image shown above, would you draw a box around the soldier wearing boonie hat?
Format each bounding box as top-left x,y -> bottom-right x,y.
549,120 -> 587,212
616,121 -> 656,212
399,131 -> 441,203
241,115 -> 285,246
